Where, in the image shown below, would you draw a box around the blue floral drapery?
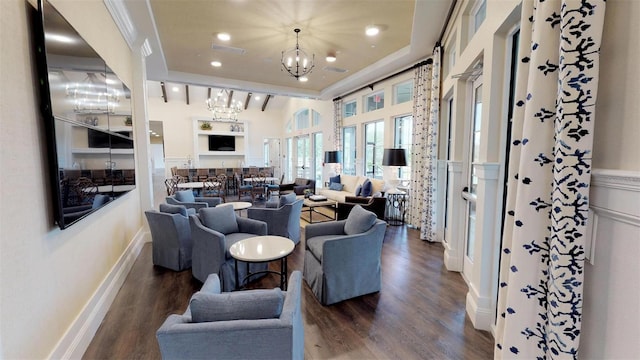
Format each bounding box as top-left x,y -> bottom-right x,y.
407,48 -> 440,241
495,0 -> 606,358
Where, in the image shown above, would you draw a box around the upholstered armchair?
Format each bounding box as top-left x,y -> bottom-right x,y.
337,196 -> 386,220
156,271 -> 304,360
304,205 -> 387,305
144,204 -> 195,271
189,205 -> 268,291
247,193 -> 304,245
166,189 -> 222,210
279,178 -> 316,195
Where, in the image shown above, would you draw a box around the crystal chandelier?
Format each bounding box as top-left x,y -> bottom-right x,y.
206,89 -> 243,121
66,72 -> 120,114
281,28 -> 315,81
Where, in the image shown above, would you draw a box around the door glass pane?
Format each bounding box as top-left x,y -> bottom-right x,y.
296,135 -> 310,179
466,201 -> 476,260
313,132 -> 322,185
470,84 -> 482,194
365,121 -> 384,179
342,126 -> 356,175
285,138 -> 292,182
394,115 -> 412,180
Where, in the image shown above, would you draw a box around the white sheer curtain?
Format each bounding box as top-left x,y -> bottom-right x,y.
495,0 -> 606,358
407,48 -> 441,241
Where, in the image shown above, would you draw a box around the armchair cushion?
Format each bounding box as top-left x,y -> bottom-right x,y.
279,192 -> 297,206
175,190 -> 195,203
361,179 -> 373,197
199,206 -> 239,235
329,174 -> 340,184
344,205 -> 377,235
159,203 -> 193,217
190,288 -> 284,323
329,182 -> 344,191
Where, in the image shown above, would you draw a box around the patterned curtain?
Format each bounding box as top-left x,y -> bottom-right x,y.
407,48 -> 440,241
495,0 -> 606,358
333,98 -> 343,152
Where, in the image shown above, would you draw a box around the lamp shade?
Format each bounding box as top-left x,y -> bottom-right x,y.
324,151 -> 342,164
382,148 -> 407,166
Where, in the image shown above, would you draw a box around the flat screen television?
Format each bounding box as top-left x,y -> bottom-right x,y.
208,135 -> 236,151
31,0 -> 135,229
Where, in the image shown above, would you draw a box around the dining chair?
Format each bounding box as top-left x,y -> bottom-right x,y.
251,172 -> 267,201
196,168 -> 209,182
236,173 -> 253,201
202,175 -> 226,202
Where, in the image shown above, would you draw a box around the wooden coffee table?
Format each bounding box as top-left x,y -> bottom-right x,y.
301,198 -> 337,223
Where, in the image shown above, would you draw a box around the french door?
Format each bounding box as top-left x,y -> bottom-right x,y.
462,78 -> 482,280
295,135 -> 311,179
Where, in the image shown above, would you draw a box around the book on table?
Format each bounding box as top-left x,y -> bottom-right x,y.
309,195 -> 328,201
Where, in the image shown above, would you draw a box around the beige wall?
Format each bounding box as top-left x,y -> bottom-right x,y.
0,0 -> 142,358
592,0 -> 640,171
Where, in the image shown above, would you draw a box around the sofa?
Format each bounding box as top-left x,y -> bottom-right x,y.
279,178 -> 316,195
318,174 -> 385,203
157,271 -> 304,360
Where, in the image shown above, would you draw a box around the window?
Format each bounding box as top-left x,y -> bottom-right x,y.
393,81 -> 413,104
312,109 -> 321,126
364,91 -> 384,112
285,119 -> 292,133
285,137 -> 293,182
473,0 -> 486,34
295,109 -> 309,130
263,140 -> 269,166
343,100 -> 357,118
342,126 -> 356,175
313,132 -> 323,185
394,115 -> 413,180
364,121 -> 384,179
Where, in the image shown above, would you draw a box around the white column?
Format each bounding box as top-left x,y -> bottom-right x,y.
132,39 -> 153,219
443,161 -> 464,271
465,162 -> 500,330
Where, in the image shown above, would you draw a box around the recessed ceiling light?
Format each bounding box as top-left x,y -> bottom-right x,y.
217,33 -> 231,41
299,76 -> 309,82
255,96 -> 261,101
365,26 -> 380,36
326,55 -> 336,62
172,86 -> 179,92
210,61 -> 222,67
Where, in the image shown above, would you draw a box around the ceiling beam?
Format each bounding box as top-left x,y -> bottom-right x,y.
227,90 -> 234,108
185,84 -> 190,105
160,81 -> 167,103
261,94 -> 272,111
244,92 -> 252,110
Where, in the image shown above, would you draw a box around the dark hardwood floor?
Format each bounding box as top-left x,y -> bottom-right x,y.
83,220 -> 494,359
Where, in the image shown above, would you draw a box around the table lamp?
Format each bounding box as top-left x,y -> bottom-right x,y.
382,148 -> 407,193
324,151 -> 342,178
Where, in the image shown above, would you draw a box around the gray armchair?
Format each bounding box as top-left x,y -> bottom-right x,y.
166,189 -> 222,210
156,271 -> 304,360
247,193 -> 303,245
189,205 -> 268,291
144,204 -> 195,271
304,205 -> 387,305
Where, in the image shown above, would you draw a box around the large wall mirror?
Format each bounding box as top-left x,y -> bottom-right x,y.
33,0 -> 135,229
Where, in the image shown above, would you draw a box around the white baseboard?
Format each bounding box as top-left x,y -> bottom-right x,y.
48,229 -> 151,359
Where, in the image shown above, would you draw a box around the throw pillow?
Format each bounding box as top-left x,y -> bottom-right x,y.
361,179 -> 373,197
199,205 -> 239,234
190,288 -> 284,323
329,174 -> 340,184
354,184 -> 362,197
344,205 -> 377,235
175,189 -> 195,203
159,203 -> 189,217
279,192 -> 297,207
329,182 -> 344,191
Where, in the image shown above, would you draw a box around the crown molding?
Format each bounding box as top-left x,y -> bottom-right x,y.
104,0 -> 137,50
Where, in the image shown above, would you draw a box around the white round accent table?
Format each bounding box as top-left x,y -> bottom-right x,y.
229,235 -> 295,290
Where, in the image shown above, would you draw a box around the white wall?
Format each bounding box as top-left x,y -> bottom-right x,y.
0,0 -> 143,358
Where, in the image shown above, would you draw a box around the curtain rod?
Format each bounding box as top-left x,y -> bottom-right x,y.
434,0 -> 458,52
333,59 -> 432,102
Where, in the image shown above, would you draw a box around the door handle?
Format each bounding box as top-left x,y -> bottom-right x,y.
461,186 -> 469,199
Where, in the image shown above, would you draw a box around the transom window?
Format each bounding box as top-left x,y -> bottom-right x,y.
343,100 -> 357,118
364,91 -> 384,112
295,109 -> 309,130
393,81 -> 413,104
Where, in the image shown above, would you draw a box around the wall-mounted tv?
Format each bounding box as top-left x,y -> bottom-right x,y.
31,0 -> 135,229
209,135 -> 236,151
